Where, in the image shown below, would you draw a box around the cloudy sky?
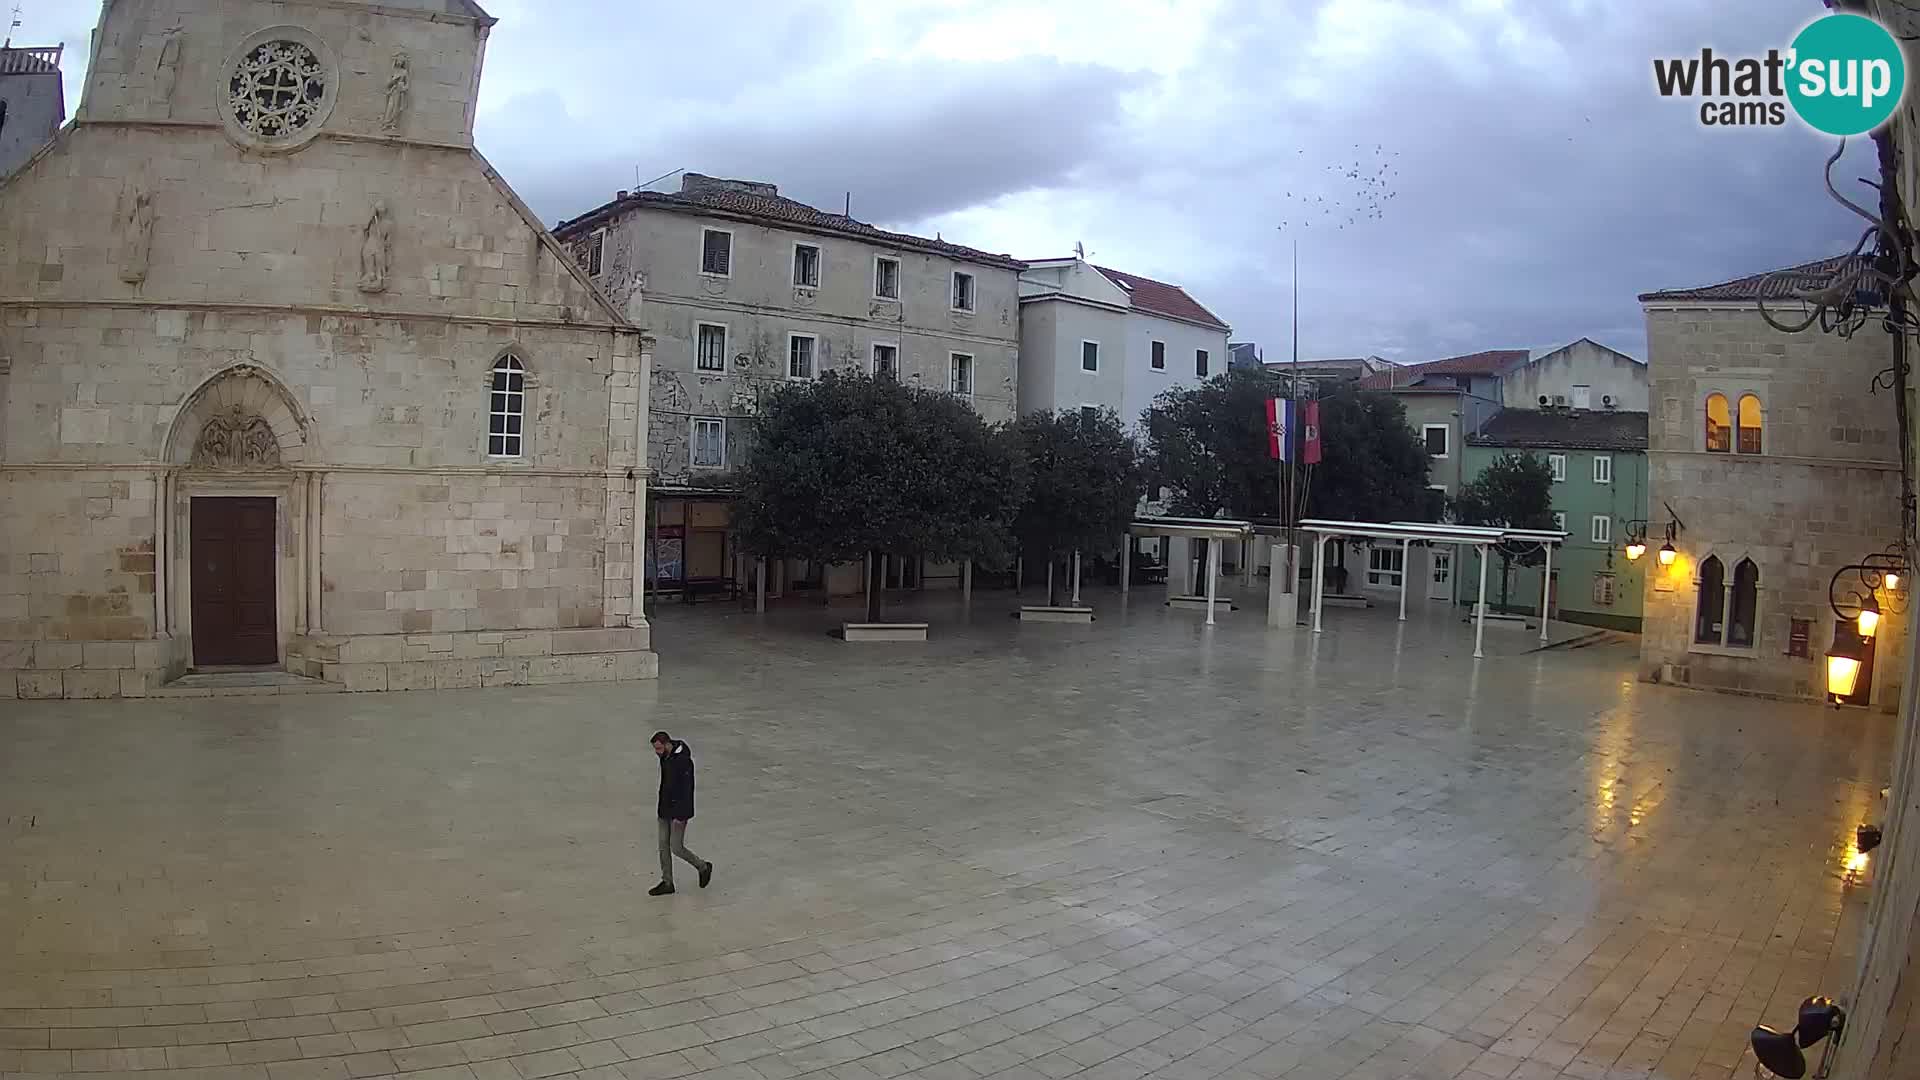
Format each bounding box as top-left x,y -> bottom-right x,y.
26,0 -> 1888,362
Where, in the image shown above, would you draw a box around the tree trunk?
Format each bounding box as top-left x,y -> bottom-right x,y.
1498,554 -> 1512,611
866,550 -> 883,623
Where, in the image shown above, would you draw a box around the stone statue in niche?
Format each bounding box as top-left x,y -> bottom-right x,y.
381,51 -> 409,134
192,408 -> 283,470
155,28 -> 183,117
357,199 -> 391,293
119,187 -> 154,285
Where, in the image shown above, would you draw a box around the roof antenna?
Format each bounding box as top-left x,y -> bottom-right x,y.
1073,240 -> 1085,260
5,4 -> 20,47
843,191 -> 851,217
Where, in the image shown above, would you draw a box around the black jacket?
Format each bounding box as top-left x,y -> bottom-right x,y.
657,740 -> 695,820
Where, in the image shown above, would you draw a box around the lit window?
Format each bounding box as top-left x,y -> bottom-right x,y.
874,257 -> 900,300
950,353 -> 973,396
691,418 -> 725,468
1151,341 -> 1166,370
952,271 -> 975,312
793,244 -> 820,288
1738,394 -> 1764,454
1590,515 -> 1611,544
696,323 -> 727,372
1081,341 -> 1099,372
1592,455 -> 1612,484
1705,393 -> 1731,453
1196,349 -> 1210,378
872,343 -> 898,380
488,353 -> 525,458
1423,424 -> 1449,458
1548,453 -> 1567,481
788,334 -> 815,379
700,229 -> 731,276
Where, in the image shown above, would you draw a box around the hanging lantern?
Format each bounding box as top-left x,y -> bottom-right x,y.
1625,540 -> 1646,561
1827,636 -> 1865,701
1858,594 -> 1882,639
1658,541 -> 1677,566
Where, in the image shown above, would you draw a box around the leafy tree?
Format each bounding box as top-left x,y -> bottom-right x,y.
1011,408 -> 1143,604
1451,452 -> 1556,610
1140,370 -> 1435,522
734,372 -> 1026,622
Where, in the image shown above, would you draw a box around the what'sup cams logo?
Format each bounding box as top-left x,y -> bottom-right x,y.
1654,12 -> 1907,135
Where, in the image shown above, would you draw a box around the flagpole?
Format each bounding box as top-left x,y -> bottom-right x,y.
1284,237 -> 1300,597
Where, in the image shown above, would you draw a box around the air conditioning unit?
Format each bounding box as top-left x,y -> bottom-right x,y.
1552,394 -> 1568,407
1537,395 -> 1550,407
1602,394 -> 1616,409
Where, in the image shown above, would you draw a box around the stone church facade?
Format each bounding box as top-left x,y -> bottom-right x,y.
0,0 -> 658,698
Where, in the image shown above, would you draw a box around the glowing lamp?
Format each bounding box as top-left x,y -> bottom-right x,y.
1858,595 -> 1881,639
1886,572 -> 1901,592
1827,637 -> 1865,700
1625,541 -> 1646,561
1658,541 -> 1677,566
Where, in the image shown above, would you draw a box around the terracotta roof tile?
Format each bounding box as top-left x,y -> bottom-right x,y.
1356,349 -> 1528,390
556,187 -> 1025,270
1091,266 -> 1230,331
1638,253 -> 1876,303
1468,409 -> 1649,452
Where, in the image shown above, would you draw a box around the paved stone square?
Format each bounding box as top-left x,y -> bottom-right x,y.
0,593 -> 1897,1080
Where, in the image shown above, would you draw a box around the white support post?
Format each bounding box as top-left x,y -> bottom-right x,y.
1204,535 -> 1221,625
1311,534 -> 1327,633
1474,543 -> 1490,659
755,557 -> 767,613
1539,543 -> 1553,643
1071,550 -> 1082,605
1121,540 -> 1132,595
1398,537 -> 1410,622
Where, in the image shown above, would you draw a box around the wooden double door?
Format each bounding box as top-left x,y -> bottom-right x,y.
190,496 -> 278,666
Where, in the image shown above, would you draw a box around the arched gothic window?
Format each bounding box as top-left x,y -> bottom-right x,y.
488,354 -> 525,458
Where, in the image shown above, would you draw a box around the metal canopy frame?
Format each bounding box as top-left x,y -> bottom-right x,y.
1301,518 -> 1567,658
1122,517 -> 1255,625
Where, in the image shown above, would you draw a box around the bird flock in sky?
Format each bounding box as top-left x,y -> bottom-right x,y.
1277,143 -> 1399,232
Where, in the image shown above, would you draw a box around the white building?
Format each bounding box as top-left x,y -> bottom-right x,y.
1017,255 -> 1231,425
1502,337 -> 1648,411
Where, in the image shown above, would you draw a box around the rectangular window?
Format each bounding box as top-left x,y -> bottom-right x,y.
788,334 -> 815,379
793,243 -> 821,288
874,256 -> 901,300
1366,545 -> 1405,587
872,343 -> 898,380
950,352 -> 973,396
1553,511 -> 1567,532
1592,572 -> 1615,607
1080,405 -> 1099,428
580,230 -> 604,276
1081,341 -> 1099,372
1423,424 -> 1450,458
1571,385 -> 1592,410
1151,341 -> 1166,371
1548,453 -> 1567,481
1592,455 -> 1612,484
700,228 -> 732,276
1195,349 -> 1210,378
695,323 -> 727,372
1590,515 -> 1611,544
691,418 -> 725,469
951,271 -> 975,312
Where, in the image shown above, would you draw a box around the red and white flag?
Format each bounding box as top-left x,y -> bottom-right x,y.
1266,398 -> 1288,460
1303,401 -> 1322,464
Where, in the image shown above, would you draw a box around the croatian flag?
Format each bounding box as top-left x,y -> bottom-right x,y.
1268,399 -> 1323,464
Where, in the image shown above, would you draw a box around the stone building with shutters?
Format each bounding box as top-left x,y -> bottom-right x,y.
552,175 -> 1023,599
0,0 -> 657,698
1638,255 -> 1905,709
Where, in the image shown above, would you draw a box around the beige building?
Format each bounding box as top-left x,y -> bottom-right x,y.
0,0 -> 658,698
553,175 -> 1023,598
1638,256 -> 1905,709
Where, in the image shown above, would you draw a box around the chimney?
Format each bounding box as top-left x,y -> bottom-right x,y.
616,190 -> 628,200
681,173 -> 779,198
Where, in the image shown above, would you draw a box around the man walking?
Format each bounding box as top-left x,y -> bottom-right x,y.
650,731 -> 713,896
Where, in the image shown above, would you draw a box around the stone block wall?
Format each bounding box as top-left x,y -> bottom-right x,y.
320,471 -> 608,636
0,469 -> 158,642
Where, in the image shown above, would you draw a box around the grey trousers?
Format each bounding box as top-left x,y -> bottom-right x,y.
657,818 -> 706,884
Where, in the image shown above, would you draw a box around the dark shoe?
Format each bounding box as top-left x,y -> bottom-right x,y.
648,881 -> 674,896
699,862 -> 714,889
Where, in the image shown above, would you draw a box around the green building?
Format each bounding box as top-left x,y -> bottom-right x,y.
1458,409 -> 1649,631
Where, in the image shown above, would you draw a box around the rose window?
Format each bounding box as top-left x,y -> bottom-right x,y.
227,40 -> 326,139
